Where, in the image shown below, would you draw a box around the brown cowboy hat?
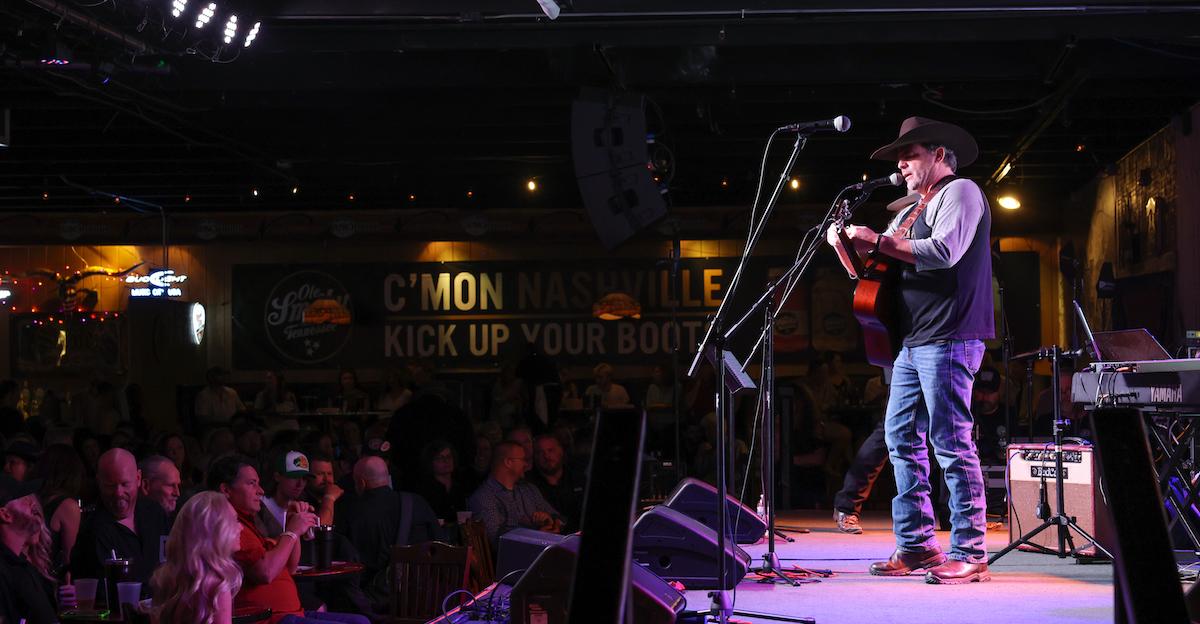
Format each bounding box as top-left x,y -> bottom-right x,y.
870,116 -> 978,168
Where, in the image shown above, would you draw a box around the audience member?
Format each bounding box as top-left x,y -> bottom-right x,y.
644,364 -> 677,408
374,369 -> 413,415
71,448 -> 170,586
526,435 -> 585,532
0,380 -> 23,438
335,456 -> 442,582
34,444 -> 86,574
468,441 -> 562,548
303,453 -> 343,527
210,454 -> 366,624
583,363 -> 631,409
204,427 -> 238,465
255,370 -> 299,415
160,433 -> 204,492
258,450 -> 311,538
234,419 -> 266,460
4,439 -> 39,481
333,369 -> 371,413
490,362 -> 524,429
469,435 -> 493,488
150,491 -> 243,624
195,367 -> 247,429
505,426 -> 534,475
139,454 -> 183,517
415,440 -> 471,525
0,475 -> 59,624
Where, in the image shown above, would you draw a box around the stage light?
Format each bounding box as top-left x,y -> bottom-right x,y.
789,177 -> 800,191
466,190 -> 474,198
720,177 -> 729,188
347,193 -> 355,201
407,194 -> 416,202
536,0 -> 561,20
251,187 -> 259,197
42,192 -> 49,201
244,21 -> 261,47
862,173 -> 869,181
997,193 -> 1021,210
526,179 -> 538,192
291,186 -> 299,195
196,2 -> 216,28
171,0 -> 188,18
223,14 -> 238,44
1075,143 -> 1086,153
184,194 -> 192,202
39,38 -> 73,65
996,162 -> 1013,182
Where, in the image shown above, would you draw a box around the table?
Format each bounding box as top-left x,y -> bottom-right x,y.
292,561 -> 365,580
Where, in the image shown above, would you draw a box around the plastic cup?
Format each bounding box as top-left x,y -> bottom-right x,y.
74,578 -> 99,611
117,582 -> 142,610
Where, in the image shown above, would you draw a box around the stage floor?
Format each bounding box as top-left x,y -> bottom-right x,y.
680,510 -> 1115,624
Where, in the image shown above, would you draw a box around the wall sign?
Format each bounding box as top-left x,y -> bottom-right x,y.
126,269 -> 189,298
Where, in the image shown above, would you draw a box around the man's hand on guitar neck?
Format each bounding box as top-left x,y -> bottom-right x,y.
840,224 -> 918,266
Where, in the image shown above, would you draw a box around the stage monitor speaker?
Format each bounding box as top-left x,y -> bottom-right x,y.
632,505 -> 750,589
1007,443 -> 1114,557
496,528 -> 572,581
664,477 -> 767,544
571,88 -> 666,249
507,535 -> 685,624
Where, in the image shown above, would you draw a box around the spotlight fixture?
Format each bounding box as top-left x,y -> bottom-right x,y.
291,186 -> 299,195
195,2 -> 216,28
789,177 -> 800,191
536,0 -> 561,20
171,0 -> 188,18
996,162 -> 1013,182
720,177 -> 729,188
997,192 -> 1021,210
407,194 -> 416,202
466,190 -> 474,199
244,21 -> 261,47
184,194 -> 192,202
251,187 -> 259,197
347,193 -> 355,201
223,14 -> 239,44
526,179 -> 538,192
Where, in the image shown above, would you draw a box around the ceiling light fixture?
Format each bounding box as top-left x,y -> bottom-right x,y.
195,2 -> 216,28
171,0 -> 188,18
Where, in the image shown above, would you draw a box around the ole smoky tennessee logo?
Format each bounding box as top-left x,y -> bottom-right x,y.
264,270 -> 354,364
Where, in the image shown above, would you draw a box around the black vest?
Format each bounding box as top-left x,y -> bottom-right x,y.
896,179 -> 995,347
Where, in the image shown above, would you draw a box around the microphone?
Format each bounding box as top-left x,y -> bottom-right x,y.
778,115 -> 851,134
849,172 -> 904,192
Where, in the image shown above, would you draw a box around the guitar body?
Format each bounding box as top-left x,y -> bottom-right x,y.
851,257 -> 900,368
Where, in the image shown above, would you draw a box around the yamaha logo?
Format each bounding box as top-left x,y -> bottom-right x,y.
264,270 -> 354,364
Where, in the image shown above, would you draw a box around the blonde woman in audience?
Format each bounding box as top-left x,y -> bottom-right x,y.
151,491 -> 243,624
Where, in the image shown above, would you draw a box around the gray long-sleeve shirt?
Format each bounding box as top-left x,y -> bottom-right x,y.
885,178 -> 988,272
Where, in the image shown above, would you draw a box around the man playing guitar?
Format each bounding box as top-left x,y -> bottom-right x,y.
825,117 -> 995,585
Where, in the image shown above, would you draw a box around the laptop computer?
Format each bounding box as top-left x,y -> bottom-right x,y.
1073,300 -> 1171,362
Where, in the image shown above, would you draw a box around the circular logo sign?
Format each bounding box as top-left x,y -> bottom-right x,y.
264,270 -> 354,364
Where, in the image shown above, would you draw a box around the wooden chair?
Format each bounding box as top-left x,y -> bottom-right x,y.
459,519 -> 495,593
389,541 -> 472,624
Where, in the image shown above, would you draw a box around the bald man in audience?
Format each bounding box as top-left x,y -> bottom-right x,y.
71,448 -> 170,585
334,456 -> 442,581
138,454 -> 182,518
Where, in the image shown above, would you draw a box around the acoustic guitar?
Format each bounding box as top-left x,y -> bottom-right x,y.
831,205 -> 900,368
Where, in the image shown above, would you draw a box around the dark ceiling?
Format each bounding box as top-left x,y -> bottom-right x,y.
2,0 -> 1200,242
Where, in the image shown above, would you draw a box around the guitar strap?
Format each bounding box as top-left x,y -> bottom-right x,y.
893,174 -> 957,239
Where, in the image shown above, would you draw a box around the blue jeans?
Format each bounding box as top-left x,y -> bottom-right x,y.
280,612 -> 372,624
884,340 -> 987,563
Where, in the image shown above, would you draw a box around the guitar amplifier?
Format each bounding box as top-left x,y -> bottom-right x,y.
1006,443 -> 1114,557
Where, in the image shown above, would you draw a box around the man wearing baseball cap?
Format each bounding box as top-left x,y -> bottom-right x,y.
827,116 -> 994,584
257,449 -> 313,538
0,474 -> 58,623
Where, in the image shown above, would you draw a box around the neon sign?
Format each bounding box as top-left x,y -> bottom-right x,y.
126,269 -> 189,298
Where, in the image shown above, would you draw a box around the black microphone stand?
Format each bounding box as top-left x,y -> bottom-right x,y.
720,183 -> 882,596
685,131 -> 810,624
988,345 -> 1113,564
